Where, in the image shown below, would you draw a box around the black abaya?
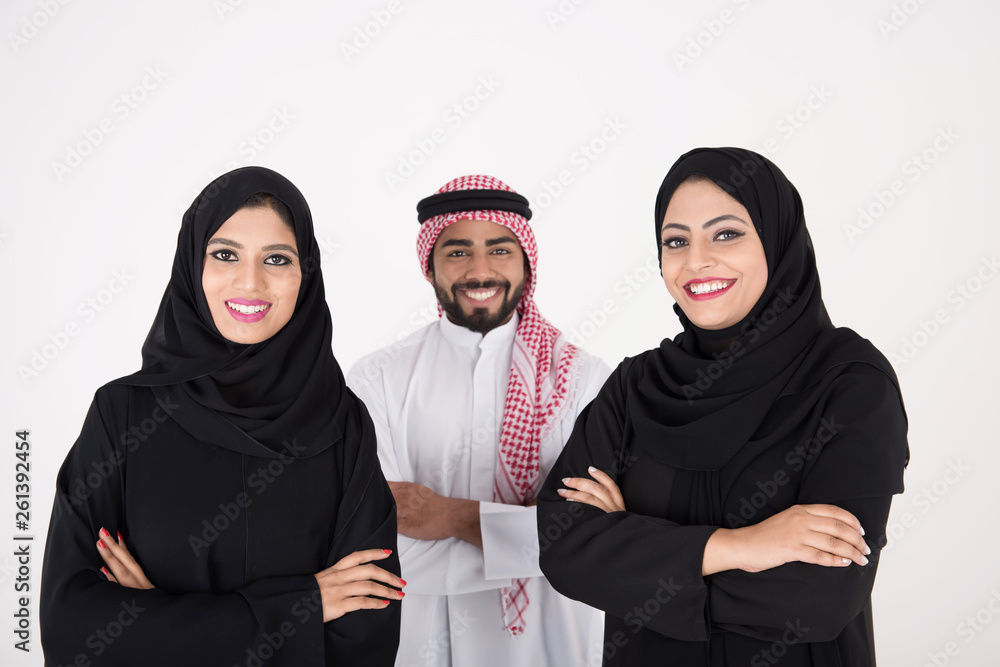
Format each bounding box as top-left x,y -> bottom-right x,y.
538,352 -> 906,665
537,148 -> 908,666
40,167 -> 400,665
41,385 -> 398,666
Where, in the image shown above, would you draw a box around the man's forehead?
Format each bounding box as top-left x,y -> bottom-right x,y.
434,218 -> 521,245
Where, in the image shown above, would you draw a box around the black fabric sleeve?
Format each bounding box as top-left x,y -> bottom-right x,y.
707,367 -> 908,642
40,387 -> 400,666
40,388 -> 326,666
537,363 -> 719,642
321,393 -> 401,664
538,363 -> 908,644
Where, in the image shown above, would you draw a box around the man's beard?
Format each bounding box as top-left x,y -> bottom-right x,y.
434,277 -> 525,335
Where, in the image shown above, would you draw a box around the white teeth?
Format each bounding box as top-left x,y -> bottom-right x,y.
463,288 -> 500,302
688,280 -> 734,295
227,301 -> 271,314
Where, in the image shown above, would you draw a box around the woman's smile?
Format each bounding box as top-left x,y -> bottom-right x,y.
684,277 -> 737,300
225,298 -> 273,322
202,205 -> 300,344
660,178 -> 767,329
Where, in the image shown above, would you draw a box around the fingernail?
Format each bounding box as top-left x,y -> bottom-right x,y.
861,555 -> 869,565
557,488 -> 568,495
101,566 -> 110,576
864,545 -> 871,555
100,528 -> 110,538
382,600 -> 390,606
841,557 -> 850,564
399,578 -> 407,586
382,549 -> 392,555
98,540 -> 107,550
398,590 -> 405,597
587,466 -> 596,473
117,531 -> 124,543
561,478 -> 571,485
860,526 -> 866,536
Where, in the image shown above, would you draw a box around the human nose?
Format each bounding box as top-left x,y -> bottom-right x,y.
463,252 -> 493,280
233,259 -> 266,292
684,239 -> 715,273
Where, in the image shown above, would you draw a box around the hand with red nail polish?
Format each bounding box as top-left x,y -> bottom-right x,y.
313,548 -> 404,622
95,527 -> 155,590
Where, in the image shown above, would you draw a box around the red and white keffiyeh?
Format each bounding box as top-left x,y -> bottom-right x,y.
416,175 -> 580,637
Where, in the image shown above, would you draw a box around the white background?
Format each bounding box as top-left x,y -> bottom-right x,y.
2,0 -> 998,665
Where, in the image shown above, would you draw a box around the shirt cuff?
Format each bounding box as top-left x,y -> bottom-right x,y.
480,502 -> 543,580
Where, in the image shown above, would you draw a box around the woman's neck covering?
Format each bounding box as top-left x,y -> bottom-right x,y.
655,147 -> 824,356
632,147 -> 905,470
111,166 -> 349,460
416,174 -> 579,637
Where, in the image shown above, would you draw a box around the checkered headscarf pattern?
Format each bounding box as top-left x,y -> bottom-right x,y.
416,175 -> 581,637
416,176 -> 538,301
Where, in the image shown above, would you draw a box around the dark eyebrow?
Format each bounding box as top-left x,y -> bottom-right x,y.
661,215 -> 750,235
702,214 -> 749,229
662,223 -> 690,232
207,237 -> 242,249
263,243 -> 299,257
440,237 -> 518,249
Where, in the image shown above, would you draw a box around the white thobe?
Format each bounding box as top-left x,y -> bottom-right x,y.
348,313 -> 610,667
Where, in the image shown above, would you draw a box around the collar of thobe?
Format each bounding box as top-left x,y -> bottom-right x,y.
438,310 -> 520,353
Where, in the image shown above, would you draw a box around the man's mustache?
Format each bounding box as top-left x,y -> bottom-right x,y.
451,279 -> 510,295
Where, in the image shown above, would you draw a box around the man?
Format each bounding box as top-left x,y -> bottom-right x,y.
348,175 -> 609,666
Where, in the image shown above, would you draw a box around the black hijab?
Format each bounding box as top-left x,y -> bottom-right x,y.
630,147 -> 906,470
111,166 -> 349,459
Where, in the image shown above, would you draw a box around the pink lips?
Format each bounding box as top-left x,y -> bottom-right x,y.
683,277 -> 737,301
226,298 -> 272,323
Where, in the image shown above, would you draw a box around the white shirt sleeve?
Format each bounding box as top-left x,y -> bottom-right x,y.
574,352 -> 614,413
347,359 -> 511,596
347,361 -> 403,481
479,351 -> 613,582
480,503 -> 542,580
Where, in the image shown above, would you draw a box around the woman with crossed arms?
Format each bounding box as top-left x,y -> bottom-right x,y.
41,167 -> 403,666
538,147 -> 908,666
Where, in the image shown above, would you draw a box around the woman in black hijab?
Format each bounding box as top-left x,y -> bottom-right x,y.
40,167 -> 403,666
537,148 -> 908,665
